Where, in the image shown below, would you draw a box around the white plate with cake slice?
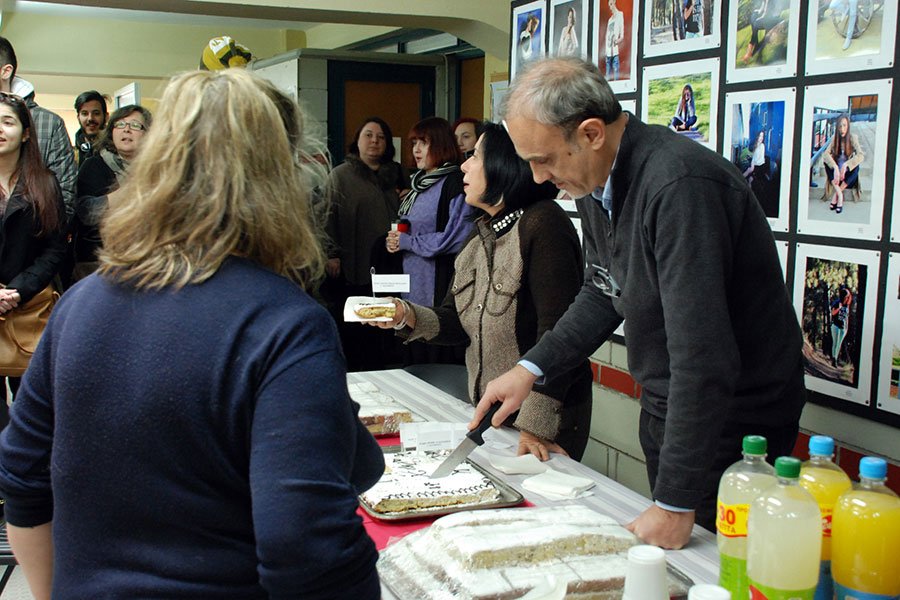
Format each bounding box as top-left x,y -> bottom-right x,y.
343,296 -> 396,322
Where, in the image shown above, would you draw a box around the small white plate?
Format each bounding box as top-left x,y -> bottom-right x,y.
343,296 -> 395,322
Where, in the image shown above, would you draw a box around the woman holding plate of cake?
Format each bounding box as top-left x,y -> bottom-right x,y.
373,122 -> 592,461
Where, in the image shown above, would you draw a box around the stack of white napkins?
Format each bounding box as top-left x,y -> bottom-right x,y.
486,453 -> 548,475
485,453 -> 595,500
521,469 -> 596,500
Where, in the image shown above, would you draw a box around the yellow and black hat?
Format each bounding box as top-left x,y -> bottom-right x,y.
200,36 -> 253,71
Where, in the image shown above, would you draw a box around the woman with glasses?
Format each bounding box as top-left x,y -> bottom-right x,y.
72,104 -> 152,280
374,122 -> 592,460
0,70 -> 382,599
0,92 -> 66,424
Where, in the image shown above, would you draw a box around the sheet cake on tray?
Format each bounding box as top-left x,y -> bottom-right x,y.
378,505 -> 692,599
360,450 -> 501,515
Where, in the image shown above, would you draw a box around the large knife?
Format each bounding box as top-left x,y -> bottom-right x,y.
430,403 -> 501,478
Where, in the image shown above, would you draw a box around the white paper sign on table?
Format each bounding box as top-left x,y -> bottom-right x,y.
371,274 -> 410,294
399,422 -> 468,451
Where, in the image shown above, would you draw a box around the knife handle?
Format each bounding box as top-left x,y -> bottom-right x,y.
468,402 -> 501,445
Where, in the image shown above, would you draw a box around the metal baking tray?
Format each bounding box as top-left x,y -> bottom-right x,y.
359,456 -> 525,521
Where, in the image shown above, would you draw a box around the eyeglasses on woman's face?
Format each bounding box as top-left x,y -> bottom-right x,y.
591,264 -> 622,298
113,120 -> 147,132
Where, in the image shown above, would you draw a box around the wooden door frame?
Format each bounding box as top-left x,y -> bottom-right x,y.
327,61 -> 436,164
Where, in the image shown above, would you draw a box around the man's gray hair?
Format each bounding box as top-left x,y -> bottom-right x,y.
502,57 -> 622,137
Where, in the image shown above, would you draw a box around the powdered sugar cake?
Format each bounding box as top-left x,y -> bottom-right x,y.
360,450 -> 501,514
348,383 -> 414,435
378,505 -> 693,599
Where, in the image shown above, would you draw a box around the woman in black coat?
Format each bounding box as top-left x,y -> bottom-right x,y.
0,92 -> 66,422
73,104 -> 151,280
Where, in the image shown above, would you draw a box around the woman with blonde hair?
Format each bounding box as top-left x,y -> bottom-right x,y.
0,69 -> 383,599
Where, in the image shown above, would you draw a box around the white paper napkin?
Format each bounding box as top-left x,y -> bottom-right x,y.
486,453 -> 548,475
520,575 -> 567,600
521,469 -> 595,500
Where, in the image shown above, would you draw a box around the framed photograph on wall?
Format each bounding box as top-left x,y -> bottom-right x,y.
776,240 -> 789,282
877,253 -> 900,415
594,0 -> 638,93
722,87 -> 796,232
550,0 -> 590,59
893,133 -> 900,243
793,244 -> 879,406
796,79 -> 891,241
726,0 -> 801,83
619,98 -> 637,114
510,0 -> 548,81
805,0 -> 897,75
643,0 -> 722,57
642,59 -> 719,150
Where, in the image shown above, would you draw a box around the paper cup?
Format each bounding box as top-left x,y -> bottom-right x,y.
688,584 -> 731,599
622,545 -> 668,600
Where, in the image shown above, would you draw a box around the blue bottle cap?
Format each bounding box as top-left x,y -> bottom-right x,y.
808,435 -> 834,456
859,456 -> 887,480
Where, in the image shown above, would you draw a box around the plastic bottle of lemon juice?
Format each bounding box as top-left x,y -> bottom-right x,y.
716,435 -> 776,599
747,456 -> 822,600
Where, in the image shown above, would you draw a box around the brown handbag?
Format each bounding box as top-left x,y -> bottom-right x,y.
0,284 -> 59,377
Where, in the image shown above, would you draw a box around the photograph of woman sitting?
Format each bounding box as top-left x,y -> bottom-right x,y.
822,114 -> 864,215
743,130 -> 767,185
669,84 -> 697,132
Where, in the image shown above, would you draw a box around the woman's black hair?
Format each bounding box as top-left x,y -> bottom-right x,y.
478,121 -> 556,210
347,116 -> 395,163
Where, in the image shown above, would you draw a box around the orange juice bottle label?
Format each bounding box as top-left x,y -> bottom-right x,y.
717,501 -> 749,537
820,506 -> 833,538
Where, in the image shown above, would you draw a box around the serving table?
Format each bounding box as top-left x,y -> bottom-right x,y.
349,369 -> 720,597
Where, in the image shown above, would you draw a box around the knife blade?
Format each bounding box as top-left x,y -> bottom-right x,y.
430,402 -> 501,478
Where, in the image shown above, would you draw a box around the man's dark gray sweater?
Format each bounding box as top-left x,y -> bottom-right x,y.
524,116 -> 805,510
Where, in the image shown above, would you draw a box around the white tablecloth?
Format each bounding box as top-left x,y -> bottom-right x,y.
349,369 -> 720,596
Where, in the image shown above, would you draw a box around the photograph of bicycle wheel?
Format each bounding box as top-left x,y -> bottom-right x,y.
805,0 -> 897,74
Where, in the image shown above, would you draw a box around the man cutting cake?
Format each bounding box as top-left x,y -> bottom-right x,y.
472,57 -> 806,550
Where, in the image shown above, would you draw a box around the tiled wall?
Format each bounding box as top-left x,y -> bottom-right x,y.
584,341 -> 900,497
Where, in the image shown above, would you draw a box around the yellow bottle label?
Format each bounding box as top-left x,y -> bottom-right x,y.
717,501 -> 749,537
820,505 -> 833,538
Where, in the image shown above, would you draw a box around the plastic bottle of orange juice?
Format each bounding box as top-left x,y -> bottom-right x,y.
831,456 -> 900,599
716,435 -> 775,599
799,435 -> 851,600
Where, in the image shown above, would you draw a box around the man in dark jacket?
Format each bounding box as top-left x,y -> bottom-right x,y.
73,90 -> 108,167
0,37 -> 76,220
473,57 -> 805,549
